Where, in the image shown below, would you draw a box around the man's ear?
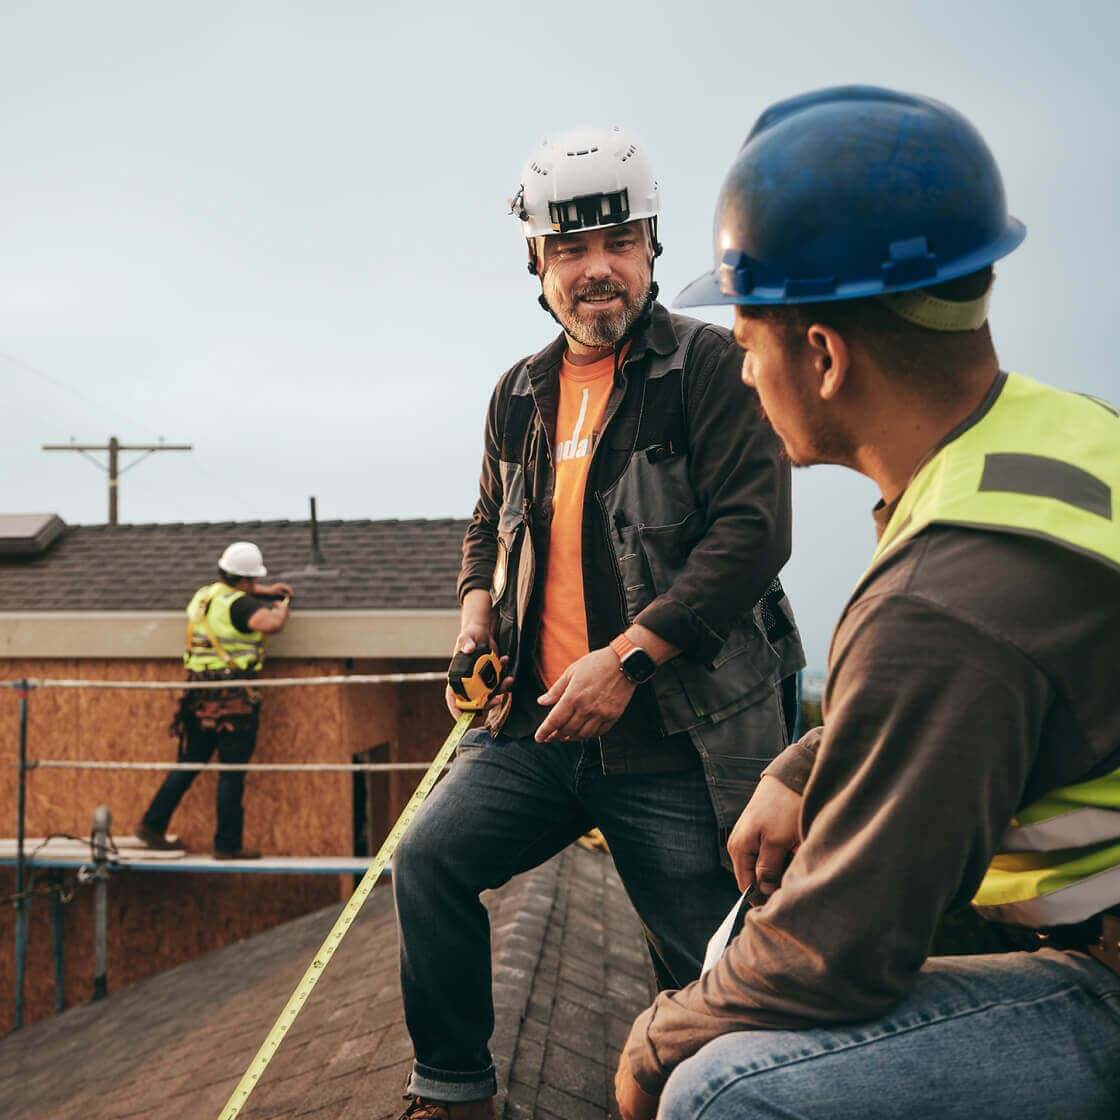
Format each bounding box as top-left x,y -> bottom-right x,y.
806,323 -> 849,402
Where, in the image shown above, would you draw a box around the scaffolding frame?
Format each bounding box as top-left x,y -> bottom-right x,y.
5,670 -> 450,1030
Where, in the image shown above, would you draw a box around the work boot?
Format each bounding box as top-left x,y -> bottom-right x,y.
136,824 -> 180,851
213,847 -> 261,860
396,1096 -> 495,1119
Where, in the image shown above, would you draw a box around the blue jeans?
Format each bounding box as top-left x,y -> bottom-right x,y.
659,948 -> 1120,1119
392,729 -> 739,1102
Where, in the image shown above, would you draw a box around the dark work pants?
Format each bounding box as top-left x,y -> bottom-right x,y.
392,728 -> 740,1103
142,720 -> 259,853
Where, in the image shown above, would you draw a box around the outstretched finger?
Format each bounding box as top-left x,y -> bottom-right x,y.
536,692 -> 580,742
537,667 -> 571,708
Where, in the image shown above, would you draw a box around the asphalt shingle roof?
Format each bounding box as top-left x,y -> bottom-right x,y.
0,519 -> 470,612
0,845 -> 655,1120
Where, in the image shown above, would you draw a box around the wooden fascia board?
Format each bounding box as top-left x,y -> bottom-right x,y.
0,610 -> 458,659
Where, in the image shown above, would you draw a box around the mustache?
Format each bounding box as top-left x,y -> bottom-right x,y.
574,281 -> 626,301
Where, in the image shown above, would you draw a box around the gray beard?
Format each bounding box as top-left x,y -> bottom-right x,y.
545,282 -> 650,348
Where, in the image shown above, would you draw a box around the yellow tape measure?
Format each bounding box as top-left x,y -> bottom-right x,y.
217,649 -> 500,1120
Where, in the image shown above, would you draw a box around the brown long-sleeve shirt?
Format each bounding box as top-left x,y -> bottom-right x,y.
626,502 -> 1120,1091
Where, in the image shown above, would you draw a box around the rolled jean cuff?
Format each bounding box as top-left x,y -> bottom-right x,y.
407,1060 -> 496,1103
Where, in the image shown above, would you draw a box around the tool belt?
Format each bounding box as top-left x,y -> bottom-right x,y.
1035,907 -> 1120,977
170,670 -> 262,754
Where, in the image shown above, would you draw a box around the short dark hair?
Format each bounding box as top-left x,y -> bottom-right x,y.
741,267 -> 995,392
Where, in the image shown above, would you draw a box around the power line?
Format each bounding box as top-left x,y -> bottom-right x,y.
0,349 -> 159,436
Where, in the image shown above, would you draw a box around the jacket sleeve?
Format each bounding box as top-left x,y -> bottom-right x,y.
761,724 -> 823,794
634,329 -> 792,662
456,379 -> 506,604
624,591 -> 1047,1093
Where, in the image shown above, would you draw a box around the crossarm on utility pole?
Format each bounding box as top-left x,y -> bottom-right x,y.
42,438 -> 192,525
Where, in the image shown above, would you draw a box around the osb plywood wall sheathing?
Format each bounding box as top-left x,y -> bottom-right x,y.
1,655 -> 448,1030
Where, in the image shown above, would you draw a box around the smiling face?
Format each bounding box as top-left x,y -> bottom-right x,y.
538,220 -> 653,348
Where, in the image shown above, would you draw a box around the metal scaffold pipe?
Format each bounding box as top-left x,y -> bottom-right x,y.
91,806 -> 111,1002
13,680 -> 29,1030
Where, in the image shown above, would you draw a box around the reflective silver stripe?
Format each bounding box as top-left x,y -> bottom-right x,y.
1002,807 -> 1120,852
974,864 -> 1120,926
978,452 -> 1112,520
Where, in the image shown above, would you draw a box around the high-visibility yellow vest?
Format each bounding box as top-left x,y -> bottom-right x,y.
183,582 -> 265,674
870,372 -> 1120,927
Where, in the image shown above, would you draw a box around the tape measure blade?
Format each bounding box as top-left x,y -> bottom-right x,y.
216,709 -> 475,1120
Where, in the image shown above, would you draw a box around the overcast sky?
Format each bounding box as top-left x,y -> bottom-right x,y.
1,1 -> 1115,668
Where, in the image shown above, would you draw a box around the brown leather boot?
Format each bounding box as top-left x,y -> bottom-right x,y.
397,1097 -> 496,1120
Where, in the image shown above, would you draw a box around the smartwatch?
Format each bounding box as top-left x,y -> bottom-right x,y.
610,633 -> 657,685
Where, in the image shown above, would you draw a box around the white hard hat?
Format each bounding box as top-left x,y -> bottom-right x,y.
510,126 -> 660,241
219,541 -> 267,578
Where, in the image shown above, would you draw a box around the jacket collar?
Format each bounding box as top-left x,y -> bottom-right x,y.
523,301 -> 680,453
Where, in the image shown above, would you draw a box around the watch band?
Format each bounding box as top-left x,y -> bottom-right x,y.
610,633 -> 637,661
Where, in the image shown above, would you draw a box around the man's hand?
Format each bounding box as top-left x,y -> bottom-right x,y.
727,774 -> 803,894
444,590 -> 512,719
253,581 -> 295,601
535,647 -> 635,743
614,1050 -> 658,1120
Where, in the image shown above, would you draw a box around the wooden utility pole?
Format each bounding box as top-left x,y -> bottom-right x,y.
42,437 -> 193,525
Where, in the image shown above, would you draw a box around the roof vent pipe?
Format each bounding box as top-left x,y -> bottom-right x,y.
309,496 -> 325,566
276,497 -> 339,581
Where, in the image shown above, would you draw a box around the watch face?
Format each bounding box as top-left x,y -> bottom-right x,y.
620,648 -> 657,685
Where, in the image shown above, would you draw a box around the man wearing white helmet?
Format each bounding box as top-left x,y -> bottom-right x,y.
136,541 -> 292,859
391,127 -> 803,1119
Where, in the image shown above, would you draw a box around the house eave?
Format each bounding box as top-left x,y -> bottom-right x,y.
0,610 -> 459,659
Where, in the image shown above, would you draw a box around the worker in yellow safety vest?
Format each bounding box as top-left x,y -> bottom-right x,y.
613,87 -> 1120,1120
137,541 -> 293,859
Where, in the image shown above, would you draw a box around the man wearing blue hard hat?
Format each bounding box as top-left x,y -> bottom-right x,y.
614,87 -> 1120,1119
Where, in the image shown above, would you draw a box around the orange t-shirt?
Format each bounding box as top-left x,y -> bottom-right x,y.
537,350 -> 618,688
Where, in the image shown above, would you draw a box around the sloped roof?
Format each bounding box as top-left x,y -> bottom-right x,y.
0,519 -> 470,611
0,845 -> 654,1120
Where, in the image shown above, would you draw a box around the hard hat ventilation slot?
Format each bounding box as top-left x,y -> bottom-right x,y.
619,144 -> 638,162
567,146 -> 600,157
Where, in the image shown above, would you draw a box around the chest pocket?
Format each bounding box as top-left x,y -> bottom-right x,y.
609,355 -> 696,508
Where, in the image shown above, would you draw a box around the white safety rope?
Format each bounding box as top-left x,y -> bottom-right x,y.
6,671 -> 446,691
24,759 -> 441,773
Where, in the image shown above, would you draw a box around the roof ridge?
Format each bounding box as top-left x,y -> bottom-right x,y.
67,516 -> 472,530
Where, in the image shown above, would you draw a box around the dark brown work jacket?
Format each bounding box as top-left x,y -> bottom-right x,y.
458,302 -> 804,823
625,374 -> 1120,1092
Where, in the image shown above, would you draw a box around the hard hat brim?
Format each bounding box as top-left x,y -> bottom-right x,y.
674,269 -> 735,309
675,217 -> 1026,309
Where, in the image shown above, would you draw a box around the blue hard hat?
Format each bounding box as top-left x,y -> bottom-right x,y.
676,86 -> 1026,308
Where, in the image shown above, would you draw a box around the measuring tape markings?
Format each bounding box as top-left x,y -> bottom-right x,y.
217,708 -> 475,1120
